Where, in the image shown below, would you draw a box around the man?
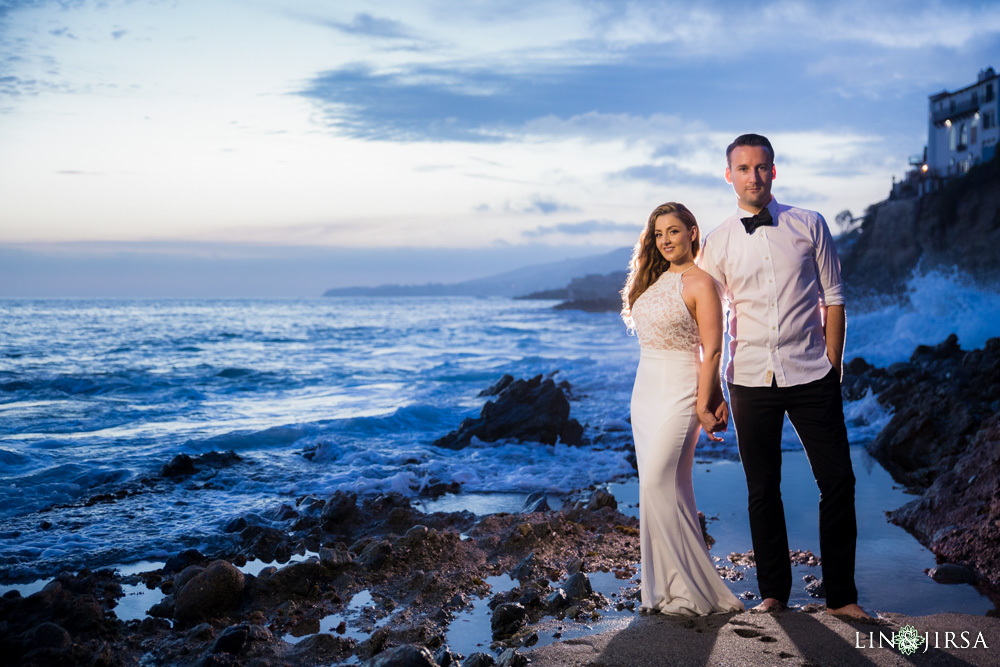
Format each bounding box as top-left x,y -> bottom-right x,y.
698,133 -> 868,618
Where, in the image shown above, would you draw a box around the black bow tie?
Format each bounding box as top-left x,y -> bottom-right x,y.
741,208 -> 773,234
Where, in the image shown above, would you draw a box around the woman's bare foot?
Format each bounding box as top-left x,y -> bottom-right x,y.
826,603 -> 872,619
750,598 -> 785,613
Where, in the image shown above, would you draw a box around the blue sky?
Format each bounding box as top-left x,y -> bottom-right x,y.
1,0 -> 999,295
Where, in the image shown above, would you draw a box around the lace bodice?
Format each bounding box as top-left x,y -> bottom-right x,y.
631,270 -> 701,352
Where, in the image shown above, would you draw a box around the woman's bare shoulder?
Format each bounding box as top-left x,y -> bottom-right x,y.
682,267 -> 718,288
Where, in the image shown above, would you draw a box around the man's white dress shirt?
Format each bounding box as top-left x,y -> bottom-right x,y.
699,197 -> 844,388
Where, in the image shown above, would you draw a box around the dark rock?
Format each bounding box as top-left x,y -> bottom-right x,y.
174,560 -> 245,624
139,617 -> 171,633
198,654 -> 238,667
845,357 -> 872,375
267,502 -> 299,521
433,645 -> 461,667
491,602 -> 528,640
362,644 -> 440,666
266,557 -> 327,597
585,489 -> 617,511
433,374 -> 586,449
187,622 -> 216,641
147,599 -> 174,618
198,450 -> 241,468
358,627 -> 390,661
868,336 -> 1000,488
463,653 -> 497,667
32,621 -> 71,649
223,516 -> 248,533
867,337 -> 1000,588
240,525 -> 290,563
479,374 -> 515,397
522,491 -> 550,513
160,453 -> 197,477
928,563 -> 979,585
173,564 -> 205,593
886,361 -> 918,380
321,490 -> 360,530
803,576 -> 826,598
286,633 -> 356,664
517,587 -> 542,609
420,480 -> 461,497
396,525 -> 430,548
562,572 -> 593,601
319,545 -> 354,568
497,647 -> 530,667
357,540 -> 394,571
511,553 -> 536,582
164,549 -> 206,574
211,625 -> 249,654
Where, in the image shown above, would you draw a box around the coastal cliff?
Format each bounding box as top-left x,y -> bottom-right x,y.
840,154 -> 1000,291
847,335 -> 1000,595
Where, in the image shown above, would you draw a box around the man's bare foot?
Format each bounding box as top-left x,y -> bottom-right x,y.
750,598 -> 785,613
826,603 -> 872,619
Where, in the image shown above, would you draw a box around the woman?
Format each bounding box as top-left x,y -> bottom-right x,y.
621,202 -> 744,615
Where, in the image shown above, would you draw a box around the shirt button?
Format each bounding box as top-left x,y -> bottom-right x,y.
765,256 -> 770,260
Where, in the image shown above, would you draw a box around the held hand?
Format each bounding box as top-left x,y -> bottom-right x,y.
713,400 -> 729,433
697,409 -> 724,442
701,426 -> 724,442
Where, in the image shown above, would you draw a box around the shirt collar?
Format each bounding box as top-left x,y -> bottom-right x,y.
737,196 -> 778,220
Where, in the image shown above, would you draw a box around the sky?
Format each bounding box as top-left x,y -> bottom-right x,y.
1,0 -> 999,296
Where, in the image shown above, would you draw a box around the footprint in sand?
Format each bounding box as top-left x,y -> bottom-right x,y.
731,627 -> 778,643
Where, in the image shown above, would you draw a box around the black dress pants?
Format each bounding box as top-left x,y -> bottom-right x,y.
728,368 -> 858,609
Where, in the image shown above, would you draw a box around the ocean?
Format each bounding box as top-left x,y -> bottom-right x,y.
1,268 -> 998,600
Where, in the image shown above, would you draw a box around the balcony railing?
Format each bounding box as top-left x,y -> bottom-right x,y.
932,97 -> 980,123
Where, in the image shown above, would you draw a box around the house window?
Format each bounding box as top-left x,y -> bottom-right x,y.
958,123 -> 969,151
987,83 -> 995,102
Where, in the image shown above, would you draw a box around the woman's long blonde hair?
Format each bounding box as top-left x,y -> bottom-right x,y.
621,202 -> 700,326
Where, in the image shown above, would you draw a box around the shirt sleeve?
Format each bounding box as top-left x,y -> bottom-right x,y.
698,231 -> 725,288
813,213 -> 844,307
699,230 -> 733,308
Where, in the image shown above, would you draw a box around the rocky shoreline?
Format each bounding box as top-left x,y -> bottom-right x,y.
4,343 -> 1000,666
0,478 -> 656,667
845,334 -> 1000,598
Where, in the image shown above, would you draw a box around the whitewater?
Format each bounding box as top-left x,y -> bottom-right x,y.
1,268 -> 998,582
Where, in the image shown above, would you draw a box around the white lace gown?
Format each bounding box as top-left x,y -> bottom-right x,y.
630,270 -> 744,615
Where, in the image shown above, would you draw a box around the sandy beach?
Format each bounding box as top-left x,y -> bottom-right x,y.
527,610 -> 1000,666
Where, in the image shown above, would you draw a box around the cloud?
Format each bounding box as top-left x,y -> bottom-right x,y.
292,2 -> 1000,146
523,219 -> 638,238
325,12 -> 412,39
111,29 -> 126,40
297,60 -> 715,142
610,163 -> 720,189
475,196 -> 579,215
48,27 -> 76,39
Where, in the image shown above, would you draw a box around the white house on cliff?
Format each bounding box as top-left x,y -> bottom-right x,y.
896,67 -> 998,198
927,66 -> 999,175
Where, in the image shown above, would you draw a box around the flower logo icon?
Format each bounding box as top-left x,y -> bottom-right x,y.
896,625 -> 926,655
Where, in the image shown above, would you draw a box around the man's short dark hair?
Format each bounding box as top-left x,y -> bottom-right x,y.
726,134 -> 774,165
